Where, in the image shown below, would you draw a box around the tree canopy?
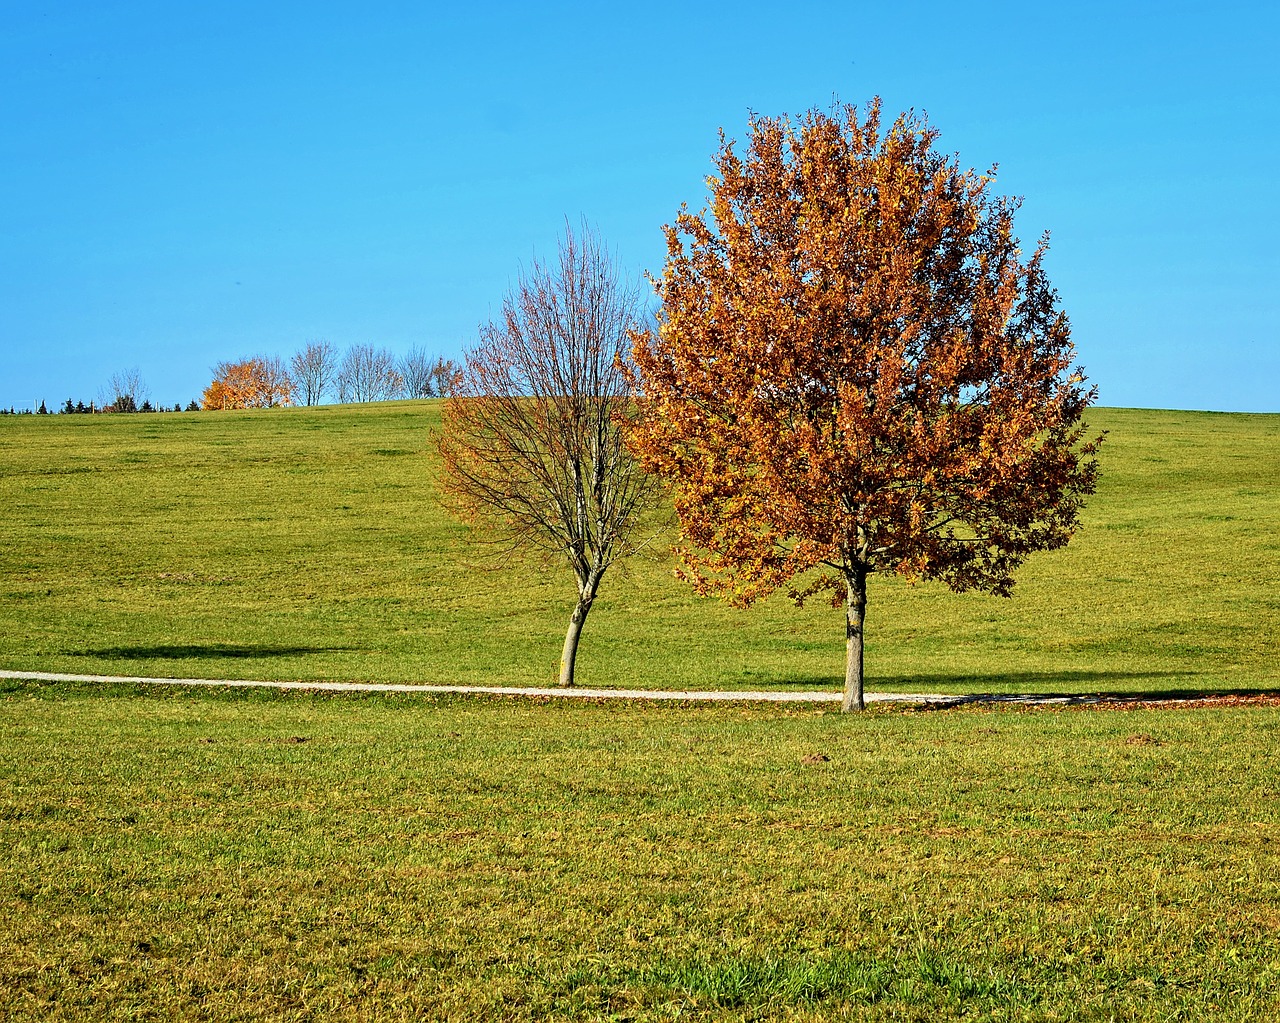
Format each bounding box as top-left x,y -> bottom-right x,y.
201,357 -> 293,410
627,100 -> 1101,710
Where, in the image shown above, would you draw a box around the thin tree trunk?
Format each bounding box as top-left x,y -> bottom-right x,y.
558,574 -> 600,687
842,564 -> 868,712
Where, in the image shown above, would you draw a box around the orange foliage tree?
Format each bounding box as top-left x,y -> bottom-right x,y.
201,356 -> 294,410
627,100 -> 1102,711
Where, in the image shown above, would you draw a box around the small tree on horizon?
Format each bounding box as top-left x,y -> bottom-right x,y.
429,357 -> 463,397
100,368 -> 148,414
627,100 -> 1102,711
336,344 -> 403,403
202,356 -> 294,409
400,346 -> 435,399
400,347 -> 463,399
290,340 -> 338,406
437,224 -> 659,687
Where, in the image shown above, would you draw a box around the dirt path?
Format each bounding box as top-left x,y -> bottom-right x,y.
1,669 -> 937,703
4,670 -> 1275,709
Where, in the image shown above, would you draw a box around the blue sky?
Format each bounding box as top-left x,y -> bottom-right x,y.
2,1 -> 1276,411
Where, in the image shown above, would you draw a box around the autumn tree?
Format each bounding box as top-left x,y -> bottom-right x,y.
627,100 -> 1101,711
290,340 -> 337,405
427,357 -> 462,397
437,225 -> 658,687
336,344 -> 403,403
201,356 -> 293,409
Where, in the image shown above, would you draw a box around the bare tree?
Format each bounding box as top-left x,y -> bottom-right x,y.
259,355 -> 293,406
401,346 -> 463,398
99,368 -> 149,413
437,224 -> 658,687
336,344 -> 404,403
290,340 -> 337,406
400,345 -> 435,399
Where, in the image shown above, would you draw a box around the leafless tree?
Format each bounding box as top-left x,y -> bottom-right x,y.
259,355 -> 293,406
99,368 -> 149,413
400,345 -> 436,398
401,346 -> 463,398
336,344 -> 404,403
290,340 -> 337,405
437,224 -> 659,687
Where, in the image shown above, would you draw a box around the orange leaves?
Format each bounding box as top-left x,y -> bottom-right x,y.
626,99 -> 1102,608
201,357 -> 293,410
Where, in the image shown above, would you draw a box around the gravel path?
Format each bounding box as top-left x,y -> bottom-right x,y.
6,670 -> 1266,709
1,669 -> 945,704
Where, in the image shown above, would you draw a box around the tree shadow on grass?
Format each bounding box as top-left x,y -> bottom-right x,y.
870,671 -> 1279,706
751,669 -> 1278,706
879,670 -> 1204,689
908,687 -> 1280,709
66,644 -> 358,660
741,670 -> 1204,691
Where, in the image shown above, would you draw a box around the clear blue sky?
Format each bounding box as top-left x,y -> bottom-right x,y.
2,1 -> 1276,411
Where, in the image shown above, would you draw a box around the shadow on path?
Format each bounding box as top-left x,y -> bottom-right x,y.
874,669 -> 1203,688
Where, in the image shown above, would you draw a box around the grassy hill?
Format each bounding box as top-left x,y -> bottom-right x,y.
3,403 -> 1280,1021
1,403 -> 1277,694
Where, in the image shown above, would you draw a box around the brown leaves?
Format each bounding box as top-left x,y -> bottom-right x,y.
201,356 -> 293,410
626,99 -> 1102,608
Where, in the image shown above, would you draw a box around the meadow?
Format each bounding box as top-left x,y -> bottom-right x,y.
2,679 -> 1279,1021
2,404 -> 1279,1021
1,402 -> 1277,695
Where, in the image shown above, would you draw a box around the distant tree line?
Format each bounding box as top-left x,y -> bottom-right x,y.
55,399 -> 200,414
9,346 -> 461,417
202,341 -> 460,410
7,368 -> 203,416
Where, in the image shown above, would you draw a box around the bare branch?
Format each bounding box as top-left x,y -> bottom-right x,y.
437,222 -> 660,686
337,344 -> 404,403
290,340 -> 337,406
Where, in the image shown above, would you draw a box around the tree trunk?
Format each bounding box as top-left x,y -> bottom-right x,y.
558,574 -> 601,688
842,564 -> 868,712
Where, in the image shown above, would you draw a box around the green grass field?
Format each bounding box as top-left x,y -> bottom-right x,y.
2,405 -> 1279,1020
3,679 -> 1279,1021
1,403 -> 1277,694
